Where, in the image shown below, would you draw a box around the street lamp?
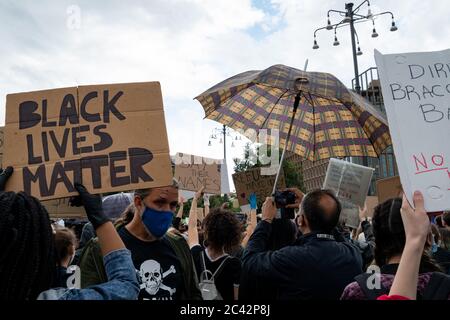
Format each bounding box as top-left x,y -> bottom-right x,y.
312,0 -> 398,94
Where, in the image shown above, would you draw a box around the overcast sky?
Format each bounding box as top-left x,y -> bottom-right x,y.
1,0 -> 449,190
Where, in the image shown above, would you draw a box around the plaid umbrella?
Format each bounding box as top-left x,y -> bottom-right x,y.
195,64 -> 391,161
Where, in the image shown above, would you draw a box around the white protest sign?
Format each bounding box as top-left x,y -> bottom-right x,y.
340,201 -> 360,229
375,49 -> 450,212
323,158 -> 374,208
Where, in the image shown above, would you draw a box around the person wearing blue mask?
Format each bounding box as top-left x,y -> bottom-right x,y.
78,180 -> 202,300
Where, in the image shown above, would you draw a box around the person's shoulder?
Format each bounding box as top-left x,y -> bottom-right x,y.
417,271 -> 449,292
226,255 -> 242,271
190,244 -> 204,255
37,288 -> 69,300
165,231 -> 191,253
340,280 -> 366,300
166,229 -> 188,244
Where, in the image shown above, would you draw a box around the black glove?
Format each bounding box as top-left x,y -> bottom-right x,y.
0,166 -> 13,191
70,182 -> 109,230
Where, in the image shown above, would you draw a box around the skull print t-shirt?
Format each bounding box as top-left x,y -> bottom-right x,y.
118,227 -> 183,300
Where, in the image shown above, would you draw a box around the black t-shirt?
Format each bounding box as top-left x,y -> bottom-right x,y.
433,248 -> 450,273
191,245 -> 241,301
118,227 -> 183,301
53,266 -> 70,288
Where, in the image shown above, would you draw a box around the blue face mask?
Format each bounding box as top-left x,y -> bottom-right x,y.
141,207 -> 174,238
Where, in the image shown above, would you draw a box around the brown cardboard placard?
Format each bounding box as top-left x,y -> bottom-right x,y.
3,82 -> 173,200
174,153 -> 221,194
232,167 -> 286,206
365,196 -> 379,218
376,176 -> 403,204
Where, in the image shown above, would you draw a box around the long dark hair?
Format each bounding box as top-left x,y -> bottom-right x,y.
372,197 -> 442,272
0,191 -> 55,300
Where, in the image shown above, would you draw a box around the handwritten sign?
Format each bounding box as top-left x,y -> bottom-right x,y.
174,153 -> 221,194
323,158 -> 374,208
232,167 -> 286,206
375,49 -> 450,211
3,82 -> 173,200
340,201 -> 360,229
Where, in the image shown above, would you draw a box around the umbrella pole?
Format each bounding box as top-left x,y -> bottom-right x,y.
272,92 -> 302,196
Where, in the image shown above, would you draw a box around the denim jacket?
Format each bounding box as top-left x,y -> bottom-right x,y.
38,248 -> 139,300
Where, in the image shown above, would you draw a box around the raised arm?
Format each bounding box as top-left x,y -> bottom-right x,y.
73,183 -> 125,256
241,193 -> 258,248
384,191 -> 429,300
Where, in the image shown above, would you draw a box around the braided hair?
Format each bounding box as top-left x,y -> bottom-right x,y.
372,197 -> 442,272
0,191 -> 55,300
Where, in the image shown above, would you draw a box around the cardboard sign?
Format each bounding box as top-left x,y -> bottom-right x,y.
365,196 -> 379,218
323,158 -> 374,208
3,82 -> 173,200
375,49 -> 450,212
42,197 -> 86,218
174,153 -> 221,194
232,167 -> 286,206
376,176 -> 403,204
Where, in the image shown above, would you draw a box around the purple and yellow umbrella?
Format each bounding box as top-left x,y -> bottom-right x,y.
195,64 -> 391,162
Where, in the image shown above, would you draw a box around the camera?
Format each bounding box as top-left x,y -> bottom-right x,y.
273,190 -> 297,219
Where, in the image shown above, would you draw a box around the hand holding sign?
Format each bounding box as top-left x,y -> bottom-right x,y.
400,191 -> 429,243
71,182 -> 109,230
195,186 -> 205,200
4,82 -> 172,200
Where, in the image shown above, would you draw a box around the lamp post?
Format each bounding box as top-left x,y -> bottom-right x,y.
208,124 -> 241,160
313,0 -> 398,94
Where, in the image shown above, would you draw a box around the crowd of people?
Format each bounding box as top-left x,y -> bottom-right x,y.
1,165 -> 450,301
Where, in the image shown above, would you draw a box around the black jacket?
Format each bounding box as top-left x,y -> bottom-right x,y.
241,221 -> 363,300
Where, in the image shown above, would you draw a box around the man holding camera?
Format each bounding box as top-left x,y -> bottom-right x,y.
241,188 -> 363,300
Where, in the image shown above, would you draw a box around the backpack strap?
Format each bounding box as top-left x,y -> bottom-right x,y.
211,256 -> 231,280
199,251 -> 214,282
422,272 -> 450,300
354,273 -> 389,300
